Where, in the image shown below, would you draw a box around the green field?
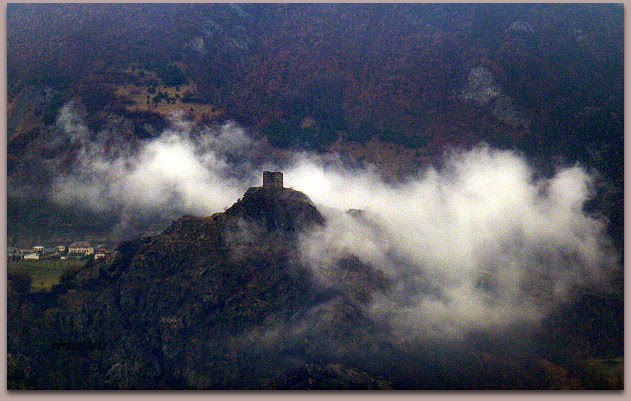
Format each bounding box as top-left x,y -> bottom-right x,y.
8,259 -> 88,291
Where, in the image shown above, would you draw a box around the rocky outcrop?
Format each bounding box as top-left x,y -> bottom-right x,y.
223,186 -> 325,233
460,65 -> 530,129
460,66 -> 502,106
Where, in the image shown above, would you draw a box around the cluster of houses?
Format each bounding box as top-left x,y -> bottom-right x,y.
7,242 -> 112,262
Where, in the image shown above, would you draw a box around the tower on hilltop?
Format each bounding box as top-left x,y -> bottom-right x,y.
263,171 -> 283,189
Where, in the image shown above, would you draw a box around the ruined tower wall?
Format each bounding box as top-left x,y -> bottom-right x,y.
263,171 -> 283,188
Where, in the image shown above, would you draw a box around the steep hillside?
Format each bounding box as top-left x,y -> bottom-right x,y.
8,186 -> 387,389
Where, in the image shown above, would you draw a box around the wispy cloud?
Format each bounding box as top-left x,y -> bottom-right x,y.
51,102 -> 618,342
290,146 -> 617,340
51,102 -> 258,217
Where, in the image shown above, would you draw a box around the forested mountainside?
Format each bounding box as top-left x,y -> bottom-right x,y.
8,4 -> 623,247
7,4 -> 623,390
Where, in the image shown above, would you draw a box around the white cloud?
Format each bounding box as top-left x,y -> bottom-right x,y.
292,145 -> 617,341
50,105 -> 618,342
50,103 -> 257,216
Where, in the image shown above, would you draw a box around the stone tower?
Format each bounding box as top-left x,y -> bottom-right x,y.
263,171 -> 283,189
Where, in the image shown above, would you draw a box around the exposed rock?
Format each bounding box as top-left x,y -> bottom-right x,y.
223,186 -> 325,233
461,66 -> 531,129
460,66 -> 502,106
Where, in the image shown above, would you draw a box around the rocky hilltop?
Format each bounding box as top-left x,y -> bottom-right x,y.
7,185 -> 392,389
223,186 -> 325,232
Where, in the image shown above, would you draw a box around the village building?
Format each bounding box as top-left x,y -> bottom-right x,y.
23,252 -> 40,260
94,251 -> 107,260
33,245 -> 45,253
68,242 -> 95,255
57,245 -> 67,253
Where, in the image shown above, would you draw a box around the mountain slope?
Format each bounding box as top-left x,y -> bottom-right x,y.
8,184 -> 622,389
7,186 -> 391,389
7,4 -> 623,247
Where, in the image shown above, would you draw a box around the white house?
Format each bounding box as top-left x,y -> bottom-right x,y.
68,242 -> 95,255
23,253 -> 40,260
